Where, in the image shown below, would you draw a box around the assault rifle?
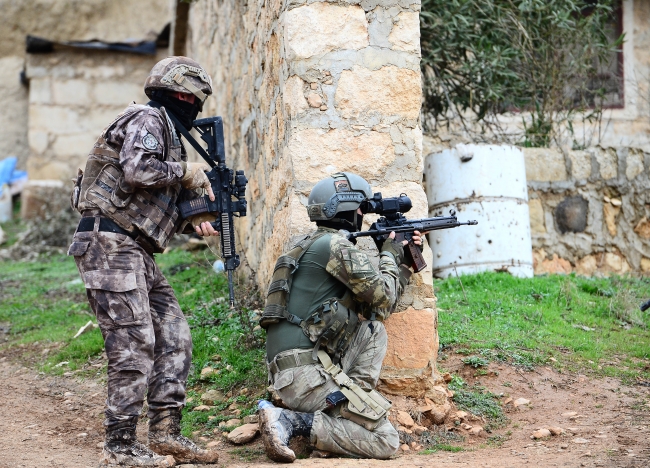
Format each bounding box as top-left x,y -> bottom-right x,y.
170,115 -> 248,308
349,193 -> 478,273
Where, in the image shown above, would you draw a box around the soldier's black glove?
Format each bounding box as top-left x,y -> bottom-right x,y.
380,238 -> 405,265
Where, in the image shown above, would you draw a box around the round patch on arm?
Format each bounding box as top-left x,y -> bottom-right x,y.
142,133 -> 159,151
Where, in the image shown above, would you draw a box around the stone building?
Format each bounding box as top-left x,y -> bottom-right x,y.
426,0 -> 650,276
184,0 -> 440,395
0,0 -> 171,216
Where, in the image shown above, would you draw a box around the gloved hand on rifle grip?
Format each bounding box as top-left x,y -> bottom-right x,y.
380,233 -> 406,265
181,162 -> 215,201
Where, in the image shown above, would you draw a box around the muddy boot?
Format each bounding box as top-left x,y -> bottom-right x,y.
100,421 -> 175,467
148,409 -> 219,464
258,400 -> 313,463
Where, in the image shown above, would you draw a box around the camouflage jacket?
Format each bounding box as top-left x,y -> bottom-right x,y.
265,227 -> 411,361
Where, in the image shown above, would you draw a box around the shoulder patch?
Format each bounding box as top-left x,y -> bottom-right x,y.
142,133 -> 159,151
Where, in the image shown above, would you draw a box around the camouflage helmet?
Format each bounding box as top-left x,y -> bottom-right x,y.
307,172 -> 373,221
144,56 -> 213,104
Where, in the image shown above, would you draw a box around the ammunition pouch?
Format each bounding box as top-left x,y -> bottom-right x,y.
317,350 -> 391,431
301,296 -> 358,362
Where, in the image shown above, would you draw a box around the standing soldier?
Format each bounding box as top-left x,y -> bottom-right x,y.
257,172 -> 424,462
68,57 -> 220,467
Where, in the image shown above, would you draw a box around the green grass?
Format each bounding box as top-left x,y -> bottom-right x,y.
419,428 -> 465,453
448,376 -> 507,431
435,272 -> 650,382
0,247 -> 267,437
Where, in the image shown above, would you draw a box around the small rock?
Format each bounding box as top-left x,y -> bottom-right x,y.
200,367 -> 216,379
243,414 -> 259,425
206,441 -> 219,448
212,354 -> 222,362
548,427 -> 564,436
402,428 -> 412,434
201,389 -> 224,405
324,70 -> 331,76
310,82 -> 318,90
413,425 -> 427,435
532,429 -> 551,439
469,426 -> 483,436
396,411 -> 414,427
307,93 -> 322,108
503,397 -> 513,406
238,388 -> 249,396
455,411 -> 468,421
400,444 -> 410,452
610,198 -> 622,207
562,411 -> 578,418
549,357 -> 557,362
208,416 -> 216,421
573,438 -> 590,444
227,423 -> 259,444
77,433 -> 88,437
567,427 -> 580,433
193,405 -> 211,412
96,442 -> 104,449
319,105 -> 328,111
198,436 -> 208,442
323,79 -> 333,85
416,405 -> 432,413
64,392 -> 74,397
442,372 -> 452,382
233,409 -> 242,417
228,403 -> 238,411
514,398 -> 531,408
218,421 -> 227,428
603,195 -> 611,203
461,423 -> 473,430
560,444 -> 568,449
409,441 -> 417,448
225,418 -> 241,427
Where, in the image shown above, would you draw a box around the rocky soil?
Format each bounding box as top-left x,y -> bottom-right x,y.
0,352 -> 648,468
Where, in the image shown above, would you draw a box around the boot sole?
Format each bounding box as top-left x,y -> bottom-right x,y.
259,408 -> 296,463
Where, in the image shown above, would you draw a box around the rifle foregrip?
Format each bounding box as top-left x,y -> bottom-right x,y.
408,242 -> 427,273
179,196 -> 210,218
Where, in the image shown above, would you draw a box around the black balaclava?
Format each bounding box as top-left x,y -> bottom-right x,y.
317,209 -> 363,233
150,90 -> 202,130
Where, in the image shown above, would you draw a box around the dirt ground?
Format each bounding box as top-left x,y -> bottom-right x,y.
0,353 -> 648,468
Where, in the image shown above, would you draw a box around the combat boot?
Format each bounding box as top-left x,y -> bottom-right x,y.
148,409 -> 219,464
101,421 -> 175,467
258,400 -> 314,463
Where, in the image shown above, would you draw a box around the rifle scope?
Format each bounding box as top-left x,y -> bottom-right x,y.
361,192 -> 412,216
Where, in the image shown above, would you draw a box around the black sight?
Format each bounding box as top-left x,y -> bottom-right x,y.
361,192 -> 412,216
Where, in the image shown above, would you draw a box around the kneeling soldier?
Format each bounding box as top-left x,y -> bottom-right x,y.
258,172 -> 423,462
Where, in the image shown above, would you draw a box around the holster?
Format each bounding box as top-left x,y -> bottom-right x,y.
317,350 -> 391,431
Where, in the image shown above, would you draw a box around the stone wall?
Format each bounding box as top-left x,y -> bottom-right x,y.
0,0 -> 170,170
525,146 -> 650,276
187,0 -> 441,393
21,50 -> 165,217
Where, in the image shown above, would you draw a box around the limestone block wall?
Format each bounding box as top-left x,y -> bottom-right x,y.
187,0 -> 441,393
22,50 -> 164,217
0,0 -> 170,170
525,147 -> 650,276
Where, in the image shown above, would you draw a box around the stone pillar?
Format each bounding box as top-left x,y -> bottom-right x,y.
187,0 -> 439,395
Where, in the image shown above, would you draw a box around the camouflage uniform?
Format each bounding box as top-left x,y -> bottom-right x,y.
265,227 -> 411,459
68,104 -> 193,429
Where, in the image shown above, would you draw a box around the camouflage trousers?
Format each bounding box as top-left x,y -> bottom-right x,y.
268,321 -> 399,459
68,225 -> 191,428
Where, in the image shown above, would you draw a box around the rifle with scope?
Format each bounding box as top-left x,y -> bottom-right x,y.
350,193 -> 478,273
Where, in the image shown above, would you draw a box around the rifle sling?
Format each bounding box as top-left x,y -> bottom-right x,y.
147,101 -> 212,163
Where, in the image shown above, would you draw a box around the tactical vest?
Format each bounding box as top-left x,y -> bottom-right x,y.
73,105 -> 186,252
261,231 -> 359,362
